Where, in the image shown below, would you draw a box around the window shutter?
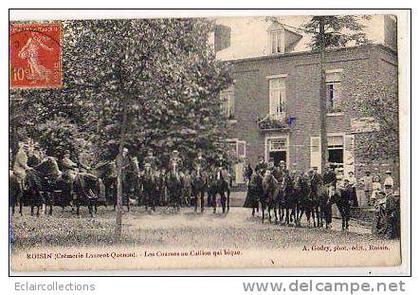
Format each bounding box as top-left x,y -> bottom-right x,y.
343,135 -> 355,176
310,136 -> 321,171
237,141 -> 246,158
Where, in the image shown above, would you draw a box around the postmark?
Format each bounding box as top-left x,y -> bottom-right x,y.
10,23 -> 62,89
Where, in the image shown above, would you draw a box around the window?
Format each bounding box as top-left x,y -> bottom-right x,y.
269,138 -> 287,151
327,135 -> 344,170
221,86 -> 235,119
270,30 -> 283,54
269,77 -> 286,117
227,139 -> 246,160
325,70 -> 342,113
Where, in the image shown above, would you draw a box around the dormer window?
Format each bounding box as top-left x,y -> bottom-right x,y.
270,30 -> 283,54
267,21 -> 302,55
268,22 -> 285,54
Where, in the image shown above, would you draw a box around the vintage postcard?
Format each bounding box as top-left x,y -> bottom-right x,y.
8,10 -> 410,274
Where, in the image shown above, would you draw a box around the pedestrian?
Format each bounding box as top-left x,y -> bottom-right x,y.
347,171 -> 358,207
361,170 -> 373,206
370,175 -> 382,205
384,170 -> 394,190
385,190 -> 400,239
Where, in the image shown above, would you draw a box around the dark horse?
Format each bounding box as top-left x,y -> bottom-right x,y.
166,161 -> 183,211
211,167 -> 231,214
73,172 -> 100,217
26,157 -> 62,216
261,171 -> 279,223
329,184 -> 352,230
9,171 -> 24,215
141,166 -> 157,212
191,165 -> 207,213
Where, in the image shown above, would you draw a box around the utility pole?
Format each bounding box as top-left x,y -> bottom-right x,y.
319,17 -> 328,173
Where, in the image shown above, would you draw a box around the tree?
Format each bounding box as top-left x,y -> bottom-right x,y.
62,18 -> 232,237
301,15 -> 370,171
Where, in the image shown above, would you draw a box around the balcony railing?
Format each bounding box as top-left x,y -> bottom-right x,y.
256,113 -> 290,132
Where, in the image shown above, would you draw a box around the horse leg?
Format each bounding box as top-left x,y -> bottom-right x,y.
252,207 -> 255,217
261,203 -> 265,223
36,205 -> 40,217
194,191 -> 198,213
226,188 -> 230,212
221,192 -> 226,214
30,205 -> 34,216
200,191 -> 205,213
274,204 -> 279,224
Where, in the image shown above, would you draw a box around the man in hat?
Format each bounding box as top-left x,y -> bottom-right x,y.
13,141 -> 31,195
255,155 -> 267,175
322,164 -> 337,187
361,170 -> 373,206
384,170 -> 394,190
144,148 -> 160,170
193,150 -> 207,172
169,149 -> 184,171
61,150 -> 79,180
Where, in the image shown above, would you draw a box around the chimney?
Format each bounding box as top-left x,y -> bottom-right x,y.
214,24 -> 231,52
383,15 -> 397,51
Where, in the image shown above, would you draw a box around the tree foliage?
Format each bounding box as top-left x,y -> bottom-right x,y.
302,15 -> 371,51
11,18 -> 233,168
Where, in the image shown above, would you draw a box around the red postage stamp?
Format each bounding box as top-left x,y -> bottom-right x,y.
10,23 -> 62,89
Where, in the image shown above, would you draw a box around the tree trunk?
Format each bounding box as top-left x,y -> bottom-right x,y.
115,99 -> 129,239
319,17 -> 328,173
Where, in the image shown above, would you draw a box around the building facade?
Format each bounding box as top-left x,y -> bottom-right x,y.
214,16 -> 398,192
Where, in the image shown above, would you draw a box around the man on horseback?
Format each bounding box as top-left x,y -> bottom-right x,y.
13,141 -> 31,188
255,155 -> 267,175
144,148 -> 160,170
10,141 -> 32,215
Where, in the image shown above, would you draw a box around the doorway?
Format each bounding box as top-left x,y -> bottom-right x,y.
269,150 -> 287,166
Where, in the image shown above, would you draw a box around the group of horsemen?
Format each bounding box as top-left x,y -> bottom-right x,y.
10,141 -> 233,214
243,155 -> 400,237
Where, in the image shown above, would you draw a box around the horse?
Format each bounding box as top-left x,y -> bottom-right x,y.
72,172 -> 100,217
329,184 -> 352,231
243,171 -> 262,217
30,157 -> 62,216
166,161 -> 183,211
9,170 -> 24,215
141,166 -> 157,212
261,171 -> 279,223
191,165 -> 207,213
282,172 -> 295,226
211,167 -> 231,214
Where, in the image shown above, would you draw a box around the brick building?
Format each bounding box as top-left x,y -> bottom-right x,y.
213,16 -> 398,195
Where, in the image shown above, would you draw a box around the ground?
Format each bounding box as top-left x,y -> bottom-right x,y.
10,204 -> 401,271
11,203 -> 386,250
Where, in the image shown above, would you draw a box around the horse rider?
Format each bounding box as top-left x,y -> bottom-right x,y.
169,150 -> 184,171
13,141 -> 31,193
144,148 -> 160,170
61,150 -> 79,180
193,150 -> 207,172
322,164 -> 337,188
255,155 -> 268,175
